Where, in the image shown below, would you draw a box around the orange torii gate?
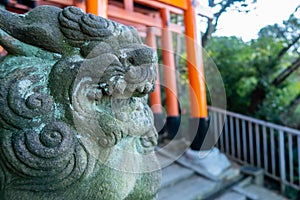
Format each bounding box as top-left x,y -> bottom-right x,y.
84,0 -> 209,149
1,0 -> 209,150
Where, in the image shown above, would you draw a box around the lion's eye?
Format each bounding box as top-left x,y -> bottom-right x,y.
115,66 -> 126,72
128,57 -> 135,66
109,58 -> 123,68
105,65 -> 125,74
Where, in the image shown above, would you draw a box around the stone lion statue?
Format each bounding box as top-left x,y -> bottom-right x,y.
0,6 -> 161,200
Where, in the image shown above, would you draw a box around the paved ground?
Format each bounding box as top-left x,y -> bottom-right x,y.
157,149 -> 286,200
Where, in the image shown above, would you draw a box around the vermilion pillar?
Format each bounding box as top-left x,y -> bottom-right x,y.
146,27 -> 165,134
160,8 -> 180,139
86,0 -> 108,18
74,0 -> 86,12
184,0 -> 209,150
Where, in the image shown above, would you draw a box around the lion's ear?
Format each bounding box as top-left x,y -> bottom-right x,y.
81,41 -> 114,58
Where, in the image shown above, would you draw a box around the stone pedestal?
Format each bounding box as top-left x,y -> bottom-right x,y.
184,147 -> 231,178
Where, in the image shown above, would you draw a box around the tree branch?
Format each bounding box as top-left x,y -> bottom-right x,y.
277,35 -> 300,60
202,0 -> 236,47
272,56 -> 300,87
209,0 -> 215,7
214,0 -> 235,18
289,93 -> 300,110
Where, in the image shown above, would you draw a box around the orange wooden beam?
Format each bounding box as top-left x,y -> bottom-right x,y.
184,0 -> 208,118
156,0 -> 187,10
108,5 -> 183,34
47,0 -> 73,6
134,0 -> 183,14
5,0 -> 31,13
109,0 -> 156,15
86,0 -> 107,18
146,27 -> 163,114
160,8 -> 179,117
108,4 -> 162,27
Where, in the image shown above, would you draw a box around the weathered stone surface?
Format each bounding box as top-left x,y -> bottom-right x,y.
0,6 -> 161,200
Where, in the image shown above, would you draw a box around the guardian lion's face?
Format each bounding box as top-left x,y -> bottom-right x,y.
49,32 -> 158,153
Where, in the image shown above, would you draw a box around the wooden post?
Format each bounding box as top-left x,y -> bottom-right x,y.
184,0 -> 207,118
124,0 -> 134,12
146,27 -> 165,134
74,0 -> 86,12
86,0 -> 108,18
146,27 -> 162,115
160,8 -> 180,138
184,0 -> 209,150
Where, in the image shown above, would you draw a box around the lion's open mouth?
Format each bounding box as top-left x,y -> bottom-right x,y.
98,63 -> 156,99
97,43 -> 157,99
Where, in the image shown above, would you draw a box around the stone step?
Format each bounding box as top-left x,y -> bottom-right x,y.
158,148 -> 236,182
158,175 -> 218,200
236,184 -> 286,200
157,149 -> 245,200
158,149 -> 286,200
160,163 -> 194,189
215,192 -> 246,200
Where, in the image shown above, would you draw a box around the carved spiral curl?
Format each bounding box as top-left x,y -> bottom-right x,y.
60,6 -> 83,28
0,164 -> 5,191
0,122 -> 92,191
0,67 -> 53,129
72,76 -> 122,148
58,6 -> 119,42
139,129 -> 158,153
125,66 -> 153,85
58,6 -> 85,41
81,14 -> 116,37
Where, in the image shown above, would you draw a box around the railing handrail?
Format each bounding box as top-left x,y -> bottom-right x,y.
209,106 -> 300,194
208,106 -> 300,136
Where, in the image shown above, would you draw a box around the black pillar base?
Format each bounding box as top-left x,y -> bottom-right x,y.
166,116 -> 181,139
189,117 -> 210,151
153,113 -> 166,135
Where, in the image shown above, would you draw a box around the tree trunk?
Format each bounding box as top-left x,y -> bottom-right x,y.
248,83 -> 266,114
201,19 -> 215,47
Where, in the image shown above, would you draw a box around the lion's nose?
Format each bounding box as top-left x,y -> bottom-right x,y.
119,46 -> 156,66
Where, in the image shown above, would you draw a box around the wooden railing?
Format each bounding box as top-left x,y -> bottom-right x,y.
208,106 -> 300,193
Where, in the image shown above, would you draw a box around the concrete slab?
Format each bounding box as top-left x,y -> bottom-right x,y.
161,163 -> 194,188
243,185 -> 285,200
158,175 -> 218,200
215,192 -> 246,200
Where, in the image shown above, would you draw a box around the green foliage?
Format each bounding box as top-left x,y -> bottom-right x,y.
256,86 -> 294,123
204,36 -> 256,113
204,32 -> 300,128
258,13 -> 300,51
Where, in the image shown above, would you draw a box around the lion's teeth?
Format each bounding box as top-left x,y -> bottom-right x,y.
127,67 -> 137,79
144,82 -> 153,93
107,85 -> 114,95
115,80 -> 127,94
137,85 -> 145,93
